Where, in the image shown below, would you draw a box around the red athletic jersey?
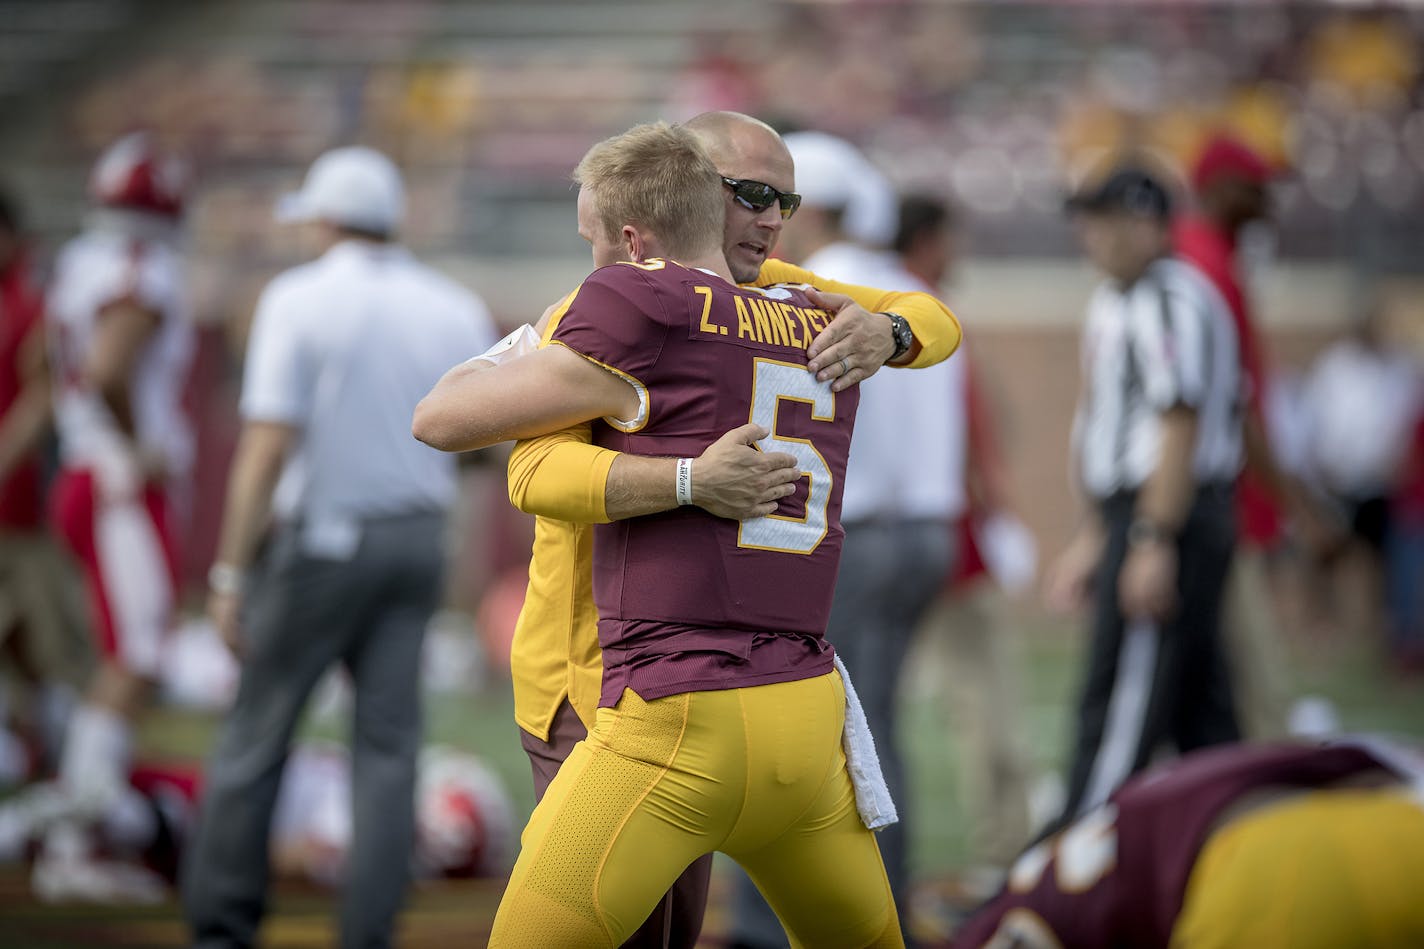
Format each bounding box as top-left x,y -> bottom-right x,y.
1396,415 -> 1424,523
1173,215 -> 1282,547
0,251 -> 44,530
550,259 -> 858,707
954,740 -> 1421,948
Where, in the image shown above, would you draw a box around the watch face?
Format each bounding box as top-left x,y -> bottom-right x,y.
889,314 -> 912,356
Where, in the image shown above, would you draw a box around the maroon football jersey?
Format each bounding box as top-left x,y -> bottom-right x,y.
550,258 -> 858,707
953,739 -> 1422,948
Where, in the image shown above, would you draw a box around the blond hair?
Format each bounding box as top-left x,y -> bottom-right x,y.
573,121 -> 724,261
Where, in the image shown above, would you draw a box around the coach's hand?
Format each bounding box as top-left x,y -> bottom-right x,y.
694,424 -> 800,520
804,290 -> 896,393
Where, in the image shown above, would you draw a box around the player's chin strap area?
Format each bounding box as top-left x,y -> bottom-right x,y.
1330,733 -> 1424,800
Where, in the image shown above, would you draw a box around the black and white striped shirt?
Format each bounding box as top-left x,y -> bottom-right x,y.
1073,256 -> 1243,500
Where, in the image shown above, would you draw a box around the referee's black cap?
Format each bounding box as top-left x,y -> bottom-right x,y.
1065,167 -> 1172,220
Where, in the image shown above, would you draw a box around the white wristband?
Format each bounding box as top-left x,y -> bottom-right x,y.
675,457 -> 694,506
207,562 -> 246,597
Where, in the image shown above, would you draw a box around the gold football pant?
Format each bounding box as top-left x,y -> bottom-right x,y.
489,670 -> 903,948
1173,786 -> 1424,948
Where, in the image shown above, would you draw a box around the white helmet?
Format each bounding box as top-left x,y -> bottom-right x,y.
89,131 -> 188,218
414,746 -> 515,879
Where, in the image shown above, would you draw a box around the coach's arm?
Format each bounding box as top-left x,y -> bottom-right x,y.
758,260 -> 962,390
414,341 -> 641,454
503,270 -> 963,525
415,322 -> 803,521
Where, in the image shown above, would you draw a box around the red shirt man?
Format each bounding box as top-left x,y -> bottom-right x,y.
0,229 -> 45,530
1173,136 -> 1282,549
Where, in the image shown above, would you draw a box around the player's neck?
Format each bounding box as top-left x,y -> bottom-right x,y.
676,249 -> 735,284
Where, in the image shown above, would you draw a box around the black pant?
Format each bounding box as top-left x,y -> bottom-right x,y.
1057,484 -> 1240,828
184,513 -> 445,949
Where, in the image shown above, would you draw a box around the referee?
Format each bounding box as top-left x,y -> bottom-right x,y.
1045,166 -> 1244,828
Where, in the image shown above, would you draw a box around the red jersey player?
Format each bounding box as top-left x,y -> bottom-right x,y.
40,132 -> 194,888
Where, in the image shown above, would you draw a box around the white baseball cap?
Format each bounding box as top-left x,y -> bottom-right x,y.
784,131 -> 861,210
276,146 -> 405,233
784,131 -> 897,247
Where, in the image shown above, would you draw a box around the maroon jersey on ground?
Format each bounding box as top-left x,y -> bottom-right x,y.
550,258 -> 858,707
953,739 -> 1421,949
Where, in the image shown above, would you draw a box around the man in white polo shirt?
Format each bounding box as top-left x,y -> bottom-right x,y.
182,146 -> 496,949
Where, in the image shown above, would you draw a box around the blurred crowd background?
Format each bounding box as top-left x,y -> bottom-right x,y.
2,0 -> 1424,942
4,0 -> 1423,626
6,0 -> 1424,262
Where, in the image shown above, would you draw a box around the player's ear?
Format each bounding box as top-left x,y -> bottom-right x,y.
620,224 -> 643,263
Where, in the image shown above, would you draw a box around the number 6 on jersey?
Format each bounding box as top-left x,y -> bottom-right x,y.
738,358 -> 837,555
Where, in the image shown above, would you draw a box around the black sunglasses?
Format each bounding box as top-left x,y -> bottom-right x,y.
721,176 -> 801,220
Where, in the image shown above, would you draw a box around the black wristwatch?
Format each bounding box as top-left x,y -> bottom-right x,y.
884,312 -> 913,362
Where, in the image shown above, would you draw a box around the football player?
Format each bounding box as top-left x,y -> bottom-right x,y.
954,737 -> 1424,948
41,131 -> 195,885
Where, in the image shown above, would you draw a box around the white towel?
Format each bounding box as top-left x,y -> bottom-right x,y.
463,323 -> 541,368
835,655 -> 898,830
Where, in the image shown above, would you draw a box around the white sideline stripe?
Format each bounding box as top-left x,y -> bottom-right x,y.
1080,619 -> 1158,816
96,501 -> 173,679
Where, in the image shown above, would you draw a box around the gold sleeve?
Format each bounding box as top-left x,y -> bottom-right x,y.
506,423 -> 618,524
757,259 -> 962,368
504,288 -> 618,524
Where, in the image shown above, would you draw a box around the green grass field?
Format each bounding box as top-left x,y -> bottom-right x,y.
4,610 -> 1421,946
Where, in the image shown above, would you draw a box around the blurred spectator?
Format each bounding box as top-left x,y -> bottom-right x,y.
37,133 -> 196,900
895,194 -> 1036,878
1174,133 -> 1297,740
664,34 -> 765,120
183,146 -> 496,949
0,188 -> 47,501
1391,413 -> 1424,674
1305,302 -> 1422,547
1046,166 -> 1243,829
0,188 -> 92,781
1302,299 -> 1424,648
771,131 -> 898,265
1306,9 -> 1419,109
